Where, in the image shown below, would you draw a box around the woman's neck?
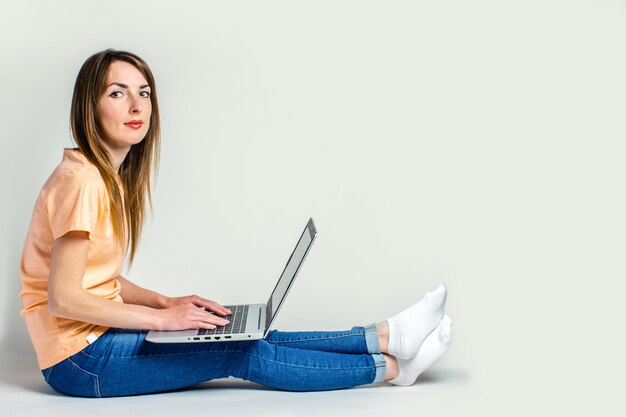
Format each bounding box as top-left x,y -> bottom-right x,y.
101,142 -> 131,172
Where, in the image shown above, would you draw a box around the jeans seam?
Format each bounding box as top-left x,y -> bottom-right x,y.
43,366 -> 54,383
66,357 -> 102,398
268,333 -> 362,344
94,349 -> 374,371
215,349 -> 375,371
78,350 -> 97,359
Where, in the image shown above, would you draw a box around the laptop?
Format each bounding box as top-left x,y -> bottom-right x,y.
146,218 -> 317,343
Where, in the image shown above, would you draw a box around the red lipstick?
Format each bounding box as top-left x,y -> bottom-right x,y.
124,120 -> 144,129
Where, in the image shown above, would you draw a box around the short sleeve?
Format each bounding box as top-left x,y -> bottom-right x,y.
45,167 -> 104,240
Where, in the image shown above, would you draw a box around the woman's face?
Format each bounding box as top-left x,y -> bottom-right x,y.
96,61 -> 152,151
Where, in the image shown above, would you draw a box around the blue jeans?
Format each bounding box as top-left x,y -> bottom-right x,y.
41,325 -> 386,397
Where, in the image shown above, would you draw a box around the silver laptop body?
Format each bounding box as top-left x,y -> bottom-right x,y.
145,218 -> 317,343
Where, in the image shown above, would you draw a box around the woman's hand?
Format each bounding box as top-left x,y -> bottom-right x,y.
156,303 -> 230,331
164,295 -> 232,316
156,295 -> 233,331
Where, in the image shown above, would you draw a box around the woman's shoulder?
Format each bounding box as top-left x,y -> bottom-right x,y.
43,149 -> 105,194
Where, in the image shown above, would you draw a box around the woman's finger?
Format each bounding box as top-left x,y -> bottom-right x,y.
195,308 -> 230,326
193,297 -> 232,316
195,321 -> 216,330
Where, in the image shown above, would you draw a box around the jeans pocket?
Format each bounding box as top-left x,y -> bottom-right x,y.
45,357 -> 102,398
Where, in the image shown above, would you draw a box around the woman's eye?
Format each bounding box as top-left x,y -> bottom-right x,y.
109,91 -> 123,98
140,91 -> 151,98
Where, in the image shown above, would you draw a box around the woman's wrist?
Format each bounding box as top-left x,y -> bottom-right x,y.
151,308 -> 166,330
156,294 -> 170,309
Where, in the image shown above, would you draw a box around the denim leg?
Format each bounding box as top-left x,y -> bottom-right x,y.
266,323 -> 381,354
43,328 -> 386,397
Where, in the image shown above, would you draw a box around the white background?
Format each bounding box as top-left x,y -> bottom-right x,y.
1,1 -> 625,416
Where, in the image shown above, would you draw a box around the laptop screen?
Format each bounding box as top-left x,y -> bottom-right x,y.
265,218 -> 317,331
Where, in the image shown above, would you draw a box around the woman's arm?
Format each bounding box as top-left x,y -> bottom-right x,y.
117,275 -> 168,309
117,276 -> 232,316
47,231 -> 230,330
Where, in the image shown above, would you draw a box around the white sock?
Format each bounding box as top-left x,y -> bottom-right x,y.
387,283 -> 447,359
389,315 -> 452,386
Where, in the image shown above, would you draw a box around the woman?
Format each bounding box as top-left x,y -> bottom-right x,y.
19,49 -> 452,397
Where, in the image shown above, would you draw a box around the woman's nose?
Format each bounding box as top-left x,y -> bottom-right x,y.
130,95 -> 143,113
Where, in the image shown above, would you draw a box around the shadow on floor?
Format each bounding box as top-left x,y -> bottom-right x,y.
418,368 -> 470,385
0,353 -> 55,395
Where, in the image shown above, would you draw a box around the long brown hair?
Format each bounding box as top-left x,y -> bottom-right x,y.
70,48 -> 161,265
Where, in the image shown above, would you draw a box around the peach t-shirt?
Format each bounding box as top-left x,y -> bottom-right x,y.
20,149 -> 127,369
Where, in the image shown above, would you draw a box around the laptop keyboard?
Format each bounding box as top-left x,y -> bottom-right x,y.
198,305 -> 249,335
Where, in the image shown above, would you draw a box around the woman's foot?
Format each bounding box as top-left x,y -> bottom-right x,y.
386,283 -> 447,359
389,315 -> 452,386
